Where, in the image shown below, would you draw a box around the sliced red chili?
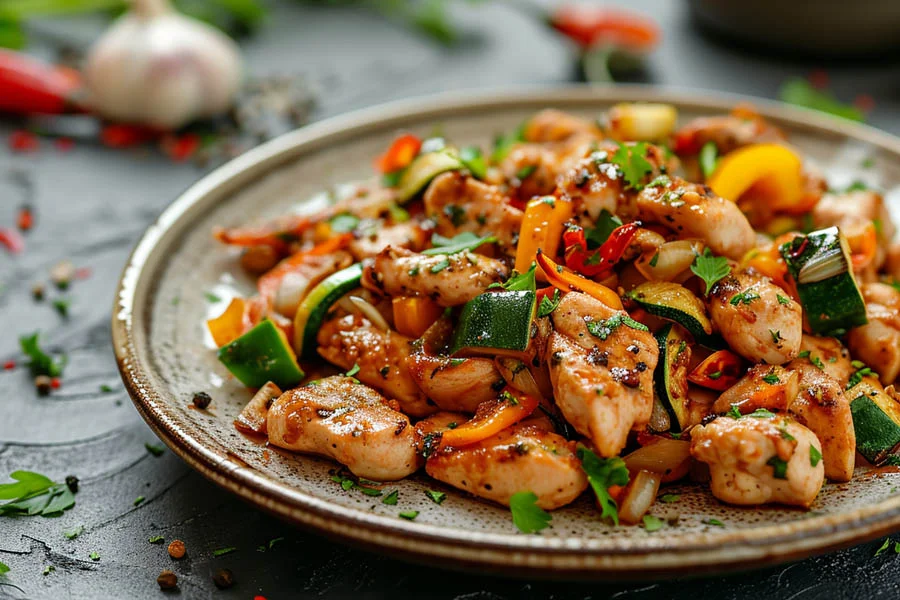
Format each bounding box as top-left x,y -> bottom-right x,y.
374,134 -> 422,174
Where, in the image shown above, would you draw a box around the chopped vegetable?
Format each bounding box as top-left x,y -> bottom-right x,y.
392,296 -> 443,338
375,133 -> 422,174
217,319 -> 304,389
395,149 -> 463,203
0,470 -> 76,517
536,251 -> 623,310
438,388 -> 539,450
19,332 -> 66,377
515,196 -> 573,276
206,298 -> 247,347
653,324 -> 692,432
706,143 -> 804,212
610,141 -> 654,190
450,291 -> 536,358
699,141 -> 718,179
627,281 -> 717,347
292,263 -> 363,359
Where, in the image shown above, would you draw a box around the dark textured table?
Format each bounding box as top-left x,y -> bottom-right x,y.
2,2 -> 900,599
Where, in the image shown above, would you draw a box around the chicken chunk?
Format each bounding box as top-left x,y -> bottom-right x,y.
547,292 -> 658,457
673,114 -> 785,156
847,283 -> 900,385
786,362 -> 856,482
691,415 -> 824,508
266,376 -> 418,481
423,172 -> 523,252
425,422 -> 588,509
636,178 -> 755,260
363,245 -> 508,307
317,314 -> 434,416
796,335 -> 854,385
523,109 -> 603,144
708,271 -> 802,364
713,365 -> 799,415
813,189 -> 896,247
347,221 -> 428,261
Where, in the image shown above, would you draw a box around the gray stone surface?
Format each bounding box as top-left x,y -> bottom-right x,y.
1,1 -> 898,598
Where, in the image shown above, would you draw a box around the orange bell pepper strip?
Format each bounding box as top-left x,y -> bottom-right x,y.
515,196 -> 574,276
213,214 -> 313,251
207,298 -> 247,347
688,350 -> 744,391
375,133 -> 422,174
535,250 -> 623,310
392,296 -> 444,338
438,387 -> 539,450
707,144 -> 804,212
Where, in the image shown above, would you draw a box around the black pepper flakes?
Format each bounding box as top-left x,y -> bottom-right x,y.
192,391 -> 212,409
65,475 -> 79,493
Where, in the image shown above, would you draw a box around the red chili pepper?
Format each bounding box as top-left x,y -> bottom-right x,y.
17,206 -> 34,231
0,227 -> 25,253
549,5 -> 660,50
374,134 -> 421,174
3,360 -> 15,370
9,130 -> 39,152
0,50 -> 85,115
50,377 -> 61,389
162,133 -> 201,162
562,222 -> 639,277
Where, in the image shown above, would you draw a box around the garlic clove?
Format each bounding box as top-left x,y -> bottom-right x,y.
84,0 -> 243,130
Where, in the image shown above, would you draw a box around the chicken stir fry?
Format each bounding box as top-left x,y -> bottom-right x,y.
209,103 -> 900,531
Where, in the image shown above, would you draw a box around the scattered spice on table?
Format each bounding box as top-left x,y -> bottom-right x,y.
65,475 -> 79,493
31,283 -> 45,301
8,130 -> 39,152
133,496 -> 145,506
167,539 -> 186,559
34,374 -> 52,395
148,535 -> 164,544
157,569 -> 177,590
145,443 -> 165,457
0,227 -> 25,254
63,525 -> 83,540
50,260 -> 74,290
16,205 -> 34,231
2,360 -> 15,370
192,391 -> 212,409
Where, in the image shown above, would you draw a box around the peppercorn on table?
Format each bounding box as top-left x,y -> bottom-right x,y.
1,1 -> 900,598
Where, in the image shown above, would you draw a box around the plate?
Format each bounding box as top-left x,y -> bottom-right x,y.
112,86 -> 900,578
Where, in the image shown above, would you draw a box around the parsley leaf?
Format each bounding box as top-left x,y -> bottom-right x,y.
328,213 -> 360,233
642,515 -> 665,532
847,363 -> 876,390
746,408 -> 776,419
779,78 -> 865,122
875,538 -> 892,556
19,332 -> 66,377
699,142 -> 719,178
425,490 -> 447,505
213,547 -> 236,557
658,493 -> 680,503
515,165 -> 537,180
690,248 -> 731,296
584,210 -> 623,248
810,444 -> 823,467
490,263 -> 537,294
398,510 -> 419,521
537,289 -> 561,318
762,371 -> 781,385
491,121 -> 527,163
704,518 -> 725,527
767,455 -> 788,479
777,294 -> 791,305
459,146 -> 487,179
149,535 -> 164,544
509,490 -> 551,534
0,470 -> 76,517
610,142 -> 654,190
728,404 -> 742,419
145,443 -> 165,457
423,232 -> 497,256
577,447 -> 629,526
729,290 -> 760,306
0,561 -> 8,575
585,314 -> 648,341
88,552 -> 100,561
345,363 -> 361,378
429,258 -> 451,274
64,525 -> 84,540
382,490 -> 399,505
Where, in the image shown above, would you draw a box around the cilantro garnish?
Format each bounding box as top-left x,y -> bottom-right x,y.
382,490 -> 399,505
729,289 -> 760,306
429,258 -> 451,274
585,314 -> 648,341
0,470 -> 76,517
509,490 -> 551,534
874,538 -> 900,556
847,363 -> 876,390
345,363 -> 361,378
490,263 -> 537,294
425,490 -> 447,505
212,547 -> 236,557
762,371 -> 781,385
423,232 -> 497,256
728,404 -> 742,419
19,332 -> 66,377
398,510 -> 419,521
767,456 -> 788,479
745,408 -> 776,419
516,165 -> 537,180
658,493 -> 680,503
149,536 -> 164,544
459,146 -> 487,179
811,355 -> 825,370
145,443 -> 165,457
810,445 -> 823,468
328,213 -> 360,233
642,515 -> 665,532
690,248 -> 731,296
577,448 -> 629,526
611,142 -> 654,190
699,142 -> 719,178
779,78 -> 865,122
777,294 -> 791,305
537,289 -> 561,318
133,496 -> 145,506
585,210 -> 623,248
703,518 -> 725,527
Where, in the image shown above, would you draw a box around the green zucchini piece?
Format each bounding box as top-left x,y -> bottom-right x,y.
396,149 -> 464,203
627,281 -> 723,349
292,263 -> 363,359
850,381 -> 900,464
779,226 -> 868,336
653,323 -> 692,432
218,319 -> 304,389
450,290 -> 536,357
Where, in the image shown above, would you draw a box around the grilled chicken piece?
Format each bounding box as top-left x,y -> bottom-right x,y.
347,221 -> 428,261
673,114 -> 784,156
796,335 -> 854,386
713,365 -> 799,415
425,422 -> 588,509
635,178 -> 755,260
813,190 -> 896,263
547,292 -> 658,457
708,271 -> 802,365
848,283 -> 900,385
423,172 -> 523,252
691,415 -> 824,508
523,109 -> 603,143
363,245 -> 508,307
317,314 -> 434,417
786,362 -> 856,482
266,376 -> 419,481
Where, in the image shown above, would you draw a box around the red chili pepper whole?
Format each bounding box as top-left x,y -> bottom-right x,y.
0,50 -> 85,115
599,222 -> 640,264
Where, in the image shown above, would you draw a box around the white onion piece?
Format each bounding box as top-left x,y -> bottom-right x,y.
273,271 -> 311,318
635,240 -> 702,282
494,357 -> 544,401
618,470 -> 662,525
624,437 -> 691,476
348,295 -> 391,332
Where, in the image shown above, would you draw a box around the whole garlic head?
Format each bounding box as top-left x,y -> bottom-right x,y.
84,0 -> 242,129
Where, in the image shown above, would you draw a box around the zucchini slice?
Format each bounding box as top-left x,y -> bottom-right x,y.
779,226 -> 868,336
653,323 -> 692,432
292,263 -> 363,359
850,381 -> 900,464
449,290 -> 536,358
627,281 -> 722,349
218,319 -> 304,389
396,149 -> 464,203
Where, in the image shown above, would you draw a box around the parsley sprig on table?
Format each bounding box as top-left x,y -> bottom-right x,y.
0,471 -> 76,517
19,332 -> 66,377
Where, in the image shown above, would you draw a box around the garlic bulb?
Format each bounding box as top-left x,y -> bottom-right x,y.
84,0 -> 242,129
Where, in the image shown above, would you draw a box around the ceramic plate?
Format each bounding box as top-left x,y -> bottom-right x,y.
112,86 -> 900,578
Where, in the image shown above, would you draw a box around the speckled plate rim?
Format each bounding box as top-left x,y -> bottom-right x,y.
112,85 -> 900,578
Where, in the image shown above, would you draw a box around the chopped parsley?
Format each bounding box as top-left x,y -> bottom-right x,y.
509,490 -> 551,534
42,565 -> 54,575
52,298 -> 70,318
459,146 -> 487,179
429,258 -> 451,274
0,470 -> 76,517
382,490 -> 399,505
0,561 -> 8,575
699,142 -> 719,178
408,266 -> 420,277
746,408 -> 776,419
811,355 -> 825,370
610,141 -> 654,190
388,203 -> 410,223
708,371 -> 722,380
491,122 -> 527,163
777,294 -> 791,305
537,289 -> 561,318
19,332 -> 66,377
691,248 -> 731,296
490,263 -> 536,294
99,384 -> 114,393
398,510 -> 419,521
145,443 -> 165,457
703,518 -> 725,527
779,78 -> 865,122
847,363 -> 876,390
729,289 -> 760,306
328,213 -> 360,233
769,329 -> 782,344
767,456 -> 788,479
648,252 -> 660,267
64,525 -> 84,540
779,424 -> 796,442
585,210 -> 623,248
762,370 -> 781,385
810,445 -> 822,468
149,536 -> 164,544
577,448 -> 629,526
424,232 -> 497,256
798,350 -> 811,359
874,538 -> 900,556
443,204 -> 467,227
658,493 -> 680,504
331,473 -> 382,497
642,515 -> 665,532
212,547 -> 236,557
585,314 -> 648,341
425,490 -> 447,505
728,404 -> 742,419
89,552 -> 100,561
345,363 -> 361,378
515,165 -> 537,180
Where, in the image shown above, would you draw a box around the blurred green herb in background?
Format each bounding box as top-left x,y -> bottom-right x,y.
0,0 -> 480,49
778,78 -> 865,122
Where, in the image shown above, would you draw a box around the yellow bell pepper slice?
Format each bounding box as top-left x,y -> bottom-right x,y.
392,296 -> 444,338
515,196 -> 573,276
207,297 -> 247,347
707,143 -> 803,211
